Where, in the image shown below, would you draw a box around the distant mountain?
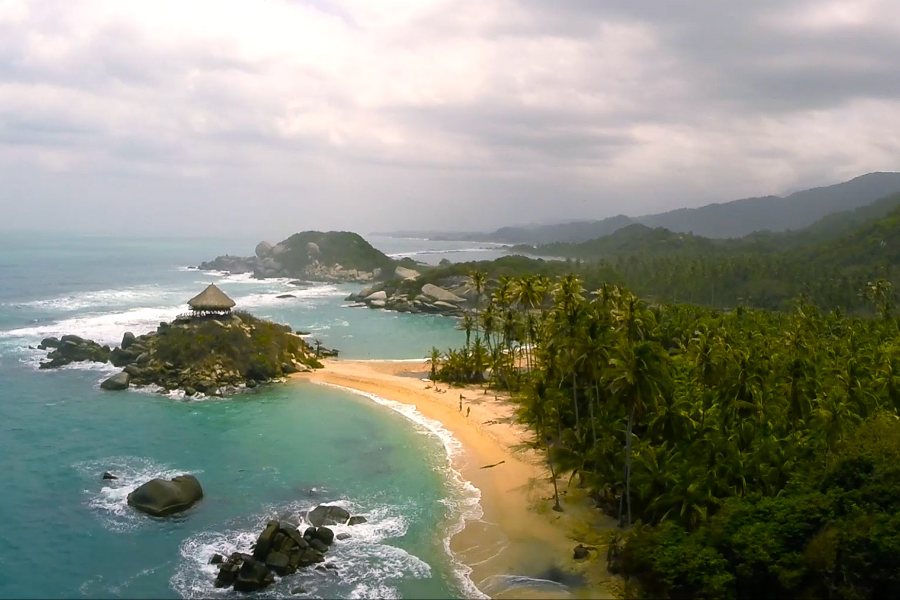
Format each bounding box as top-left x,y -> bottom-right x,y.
520,191 -> 900,262
465,172 -> 900,244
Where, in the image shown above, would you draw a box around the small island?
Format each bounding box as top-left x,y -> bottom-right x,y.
39,284 -> 322,396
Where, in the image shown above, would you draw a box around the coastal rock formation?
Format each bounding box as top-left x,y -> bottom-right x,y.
198,231 -> 396,283
39,335 -> 112,369
214,519 -> 338,593
38,312 -> 323,395
347,278 -> 474,317
127,474 -> 203,517
307,504 -> 350,526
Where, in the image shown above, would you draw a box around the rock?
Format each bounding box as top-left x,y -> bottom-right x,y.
121,332 -> 136,349
207,386 -> 222,397
265,551 -> 291,575
282,362 -> 299,374
38,336 -> 60,349
313,526 -> 334,545
306,242 -> 321,255
277,294 -> 296,299
234,557 -> 275,592
433,300 -> 461,312
101,371 -> 131,391
395,266 -> 420,280
110,347 -> 134,367
123,364 -> 142,377
136,352 -> 150,364
309,538 -> 329,553
336,533 -> 351,541
255,241 -> 274,258
369,299 -> 386,309
215,561 -> 240,588
209,553 -> 224,565
102,471 -> 118,480
365,290 -> 388,303
304,526 -> 317,539
253,521 -> 281,559
348,515 -> 367,526
126,474 -> 203,517
292,586 -> 308,595
184,387 -> 196,397
573,544 -> 590,560
308,504 -> 351,527
60,334 -> 86,345
421,283 -> 466,304
246,379 -> 258,389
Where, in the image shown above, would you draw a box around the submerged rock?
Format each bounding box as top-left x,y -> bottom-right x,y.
102,471 -> 118,480
348,515 -> 367,526
126,474 -> 203,517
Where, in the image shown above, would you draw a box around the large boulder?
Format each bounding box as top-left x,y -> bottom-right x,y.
121,332 -> 136,350
421,284 -> 466,304
126,474 -> 203,517
395,266 -> 420,280
100,371 -> 131,391
307,504 -> 351,527
365,290 -> 388,303
255,241 -> 274,258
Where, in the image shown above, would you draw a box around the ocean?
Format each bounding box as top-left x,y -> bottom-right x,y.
0,233 -> 510,599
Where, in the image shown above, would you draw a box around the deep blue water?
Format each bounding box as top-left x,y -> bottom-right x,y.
0,233 -> 498,599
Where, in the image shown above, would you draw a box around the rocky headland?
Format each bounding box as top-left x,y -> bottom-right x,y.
38,311 -> 322,395
197,231 -> 398,282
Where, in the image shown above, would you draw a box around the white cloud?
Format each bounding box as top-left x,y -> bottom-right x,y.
0,0 -> 898,235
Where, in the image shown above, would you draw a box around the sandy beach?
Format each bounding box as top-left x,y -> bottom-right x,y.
294,360 -> 616,599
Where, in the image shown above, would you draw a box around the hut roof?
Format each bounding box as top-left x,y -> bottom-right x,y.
188,284 -> 236,310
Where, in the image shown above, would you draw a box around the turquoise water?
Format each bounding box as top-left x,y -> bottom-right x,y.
0,234 -> 492,599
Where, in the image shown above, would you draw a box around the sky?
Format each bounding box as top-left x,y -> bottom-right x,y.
1,0 -> 899,238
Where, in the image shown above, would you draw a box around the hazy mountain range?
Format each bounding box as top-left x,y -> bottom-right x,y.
378,172 -> 900,245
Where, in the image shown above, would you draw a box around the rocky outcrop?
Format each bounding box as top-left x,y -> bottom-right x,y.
214,519 -> 337,593
127,474 -> 203,517
39,335 -> 112,369
39,313 -> 322,396
395,266 -> 420,280
347,280 -> 474,317
198,231 -> 394,283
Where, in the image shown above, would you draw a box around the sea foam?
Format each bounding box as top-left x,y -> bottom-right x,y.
312,382 -> 490,600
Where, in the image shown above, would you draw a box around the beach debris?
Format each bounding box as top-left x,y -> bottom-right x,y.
127,474 -> 203,517
480,460 -> 506,469
101,471 -> 118,480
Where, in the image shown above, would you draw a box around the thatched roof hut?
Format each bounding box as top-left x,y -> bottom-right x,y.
188,284 -> 235,314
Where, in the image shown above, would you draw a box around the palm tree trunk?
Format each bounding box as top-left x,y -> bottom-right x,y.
625,404 -> 635,527
545,424 -> 563,512
572,371 -> 580,432
590,382 -> 598,446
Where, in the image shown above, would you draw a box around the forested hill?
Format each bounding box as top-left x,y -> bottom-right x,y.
462,171 -> 900,244
520,191 -> 900,262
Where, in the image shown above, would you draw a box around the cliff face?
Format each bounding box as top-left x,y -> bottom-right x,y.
198,231 -> 396,282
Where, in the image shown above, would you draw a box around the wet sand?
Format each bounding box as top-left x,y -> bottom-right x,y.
294,360 -> 617,599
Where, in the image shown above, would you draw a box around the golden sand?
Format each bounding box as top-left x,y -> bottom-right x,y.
294,360 -> 617,599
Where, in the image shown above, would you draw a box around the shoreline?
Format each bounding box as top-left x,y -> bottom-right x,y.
293,360 -> 617,600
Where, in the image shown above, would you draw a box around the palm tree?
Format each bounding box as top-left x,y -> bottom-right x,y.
524,377 -> 563,512
469,270 -> 488,341
425,347 -> 443,384
607,339 -> 670,527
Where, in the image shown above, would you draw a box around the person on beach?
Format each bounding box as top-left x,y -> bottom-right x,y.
459,396 -> 463,411
466,406 -> 470,418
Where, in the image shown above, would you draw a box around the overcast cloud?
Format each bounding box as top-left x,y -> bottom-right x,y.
1,0 -> 899,237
